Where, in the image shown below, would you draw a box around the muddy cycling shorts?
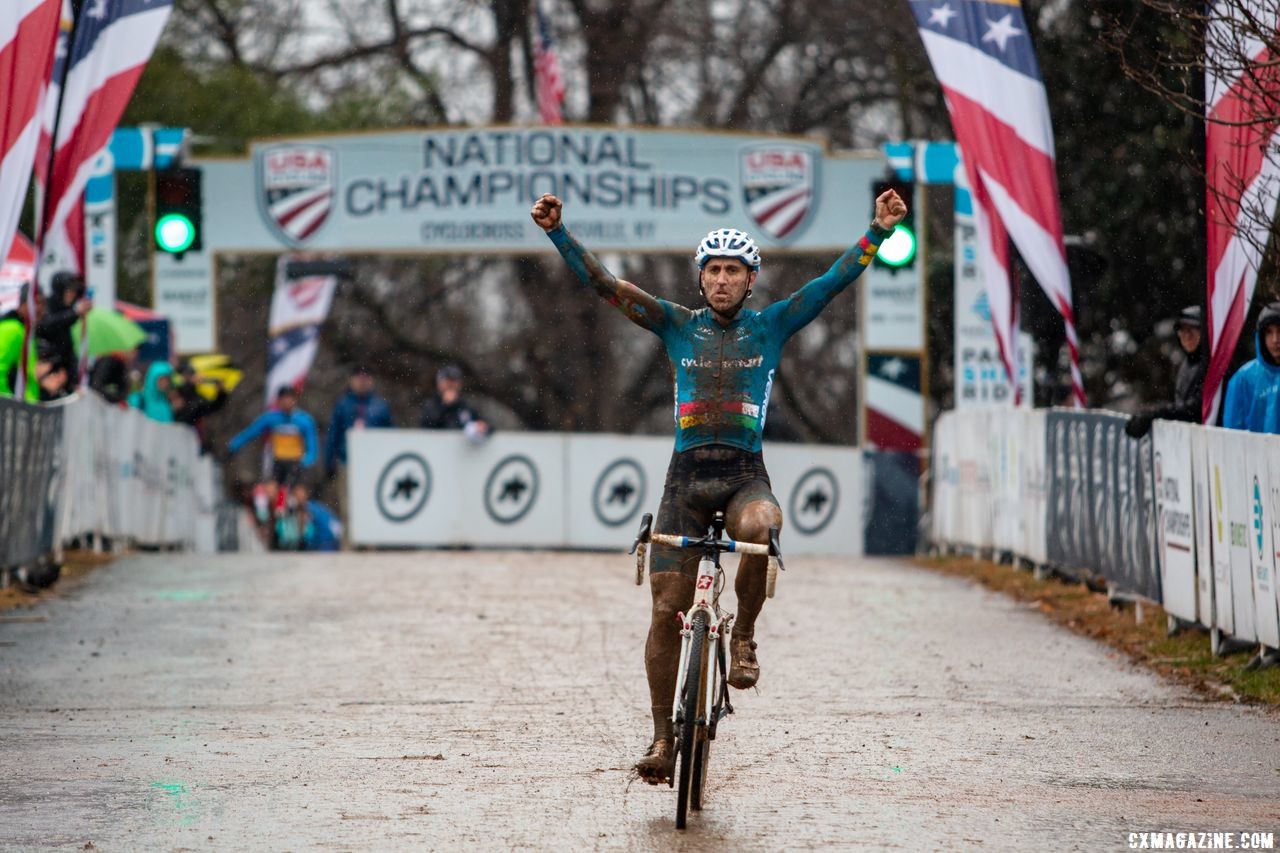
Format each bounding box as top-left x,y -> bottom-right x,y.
650,445 -> 779,577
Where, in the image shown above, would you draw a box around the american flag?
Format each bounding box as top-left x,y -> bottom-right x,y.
911,0 -> 1085,408
532,3 -> 565,124
37,0 -> 172,277
2,0 -> 62,399
0,0 -> 62,287
1203,3 -> 1280,423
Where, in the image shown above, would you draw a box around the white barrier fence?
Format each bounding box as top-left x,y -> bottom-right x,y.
349,431 -> 865,556
55,393 -> 223,553
932,408 -> 1280,652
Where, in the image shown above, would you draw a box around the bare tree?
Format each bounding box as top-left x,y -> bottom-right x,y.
1105,0 -> 1280,261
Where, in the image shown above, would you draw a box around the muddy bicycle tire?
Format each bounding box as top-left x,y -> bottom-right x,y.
676,611 -> 707,830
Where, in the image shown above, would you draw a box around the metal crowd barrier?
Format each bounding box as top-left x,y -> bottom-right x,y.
930,408 -> 1280,655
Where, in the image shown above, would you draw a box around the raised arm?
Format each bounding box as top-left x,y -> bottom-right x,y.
768,189 -> 907,339
531,193 -> 675,335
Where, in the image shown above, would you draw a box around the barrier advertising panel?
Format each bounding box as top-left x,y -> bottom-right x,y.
1019,409 -> 1049,565
1269,446 -> 1280,645
0,398 -> 63,567
1152,421 -> 1198,622
1246,436 -> 1280,648
350,430 -> 864,556
1191,426 -> 1216,628
1045,411 -> 1160,601
1222,430 -> 1257,642
1205,429 -> 1235,635
565,434 -> 672,549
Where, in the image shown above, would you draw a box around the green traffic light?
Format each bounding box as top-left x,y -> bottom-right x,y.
155,213 -> 196,253
877,224 -> 917,267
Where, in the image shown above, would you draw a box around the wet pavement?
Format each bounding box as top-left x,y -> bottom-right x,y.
0,551 -> 1277,850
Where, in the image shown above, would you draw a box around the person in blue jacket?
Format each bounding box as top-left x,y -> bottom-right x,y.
129,361 -> 176,422
1223,301 -> 1280,434
325,366 -> 393,475
229,385 -> 319,485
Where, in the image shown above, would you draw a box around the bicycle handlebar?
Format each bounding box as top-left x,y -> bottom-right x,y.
649,533 -> 770,556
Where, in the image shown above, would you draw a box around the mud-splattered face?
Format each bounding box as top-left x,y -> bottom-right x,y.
699,258 -> 757,319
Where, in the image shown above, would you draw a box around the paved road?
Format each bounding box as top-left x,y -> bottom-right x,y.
0,551 -> 1276,850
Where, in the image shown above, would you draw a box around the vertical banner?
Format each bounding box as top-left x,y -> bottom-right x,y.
864,353 -> 924,451
953,190 -> 1033,407
1190,426 -> 1215,628
84,147 -> 116,307
1152,421 -> 1198,622
265,257 -> 338,401
1246,435 -> 1280,649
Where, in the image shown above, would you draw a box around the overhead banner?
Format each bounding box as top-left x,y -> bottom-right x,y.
155,127 -> 886,351
1045,411 -> 1160,601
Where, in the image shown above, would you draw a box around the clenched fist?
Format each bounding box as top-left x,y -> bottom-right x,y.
531,193 -> 563,232
874,189 -> 908,230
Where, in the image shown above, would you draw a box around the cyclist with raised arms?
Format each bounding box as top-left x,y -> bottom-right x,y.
531,188 -> 907,784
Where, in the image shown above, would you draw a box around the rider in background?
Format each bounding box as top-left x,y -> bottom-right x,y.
229,385 -> 319,500
532,187 -> 906,784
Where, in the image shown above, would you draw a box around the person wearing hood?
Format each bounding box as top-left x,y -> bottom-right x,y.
36,271 -> 91,391
0,285 -> 43,402
129,361 -> 176,422
1223,301 -> 1280,434
1125,306 -> 1207,438
168,376 -> 229,453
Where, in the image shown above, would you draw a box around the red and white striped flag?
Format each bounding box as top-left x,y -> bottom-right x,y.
532,3 -> 565,124
37,0 -> 172,277
1203,2 -> 1280,423
911,0 -> 1085,407
0,0 -> 62,281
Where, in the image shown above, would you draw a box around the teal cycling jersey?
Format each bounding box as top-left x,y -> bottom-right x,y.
547,223 -> 891,452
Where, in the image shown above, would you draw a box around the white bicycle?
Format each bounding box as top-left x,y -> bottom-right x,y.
630,510 -> 784,830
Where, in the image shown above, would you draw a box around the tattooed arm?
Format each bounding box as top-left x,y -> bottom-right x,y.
531,193 -> 673,334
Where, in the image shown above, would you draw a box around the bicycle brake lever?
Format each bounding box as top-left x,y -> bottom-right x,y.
768,526 -> 785,571
629,513 -> 653,555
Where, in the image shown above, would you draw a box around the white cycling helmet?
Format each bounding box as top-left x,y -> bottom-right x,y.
695,228 -> 761,271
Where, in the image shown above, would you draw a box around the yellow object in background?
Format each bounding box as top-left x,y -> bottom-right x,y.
185,353 -> 244,400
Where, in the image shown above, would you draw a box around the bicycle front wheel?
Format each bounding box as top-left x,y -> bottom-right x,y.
675,611 -> 707,830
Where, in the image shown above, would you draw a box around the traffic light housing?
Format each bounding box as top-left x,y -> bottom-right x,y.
154,167 -> 202,255
871,179 -> 916,269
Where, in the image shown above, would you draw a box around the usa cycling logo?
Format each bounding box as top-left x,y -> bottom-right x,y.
740,143 -> 819,243
257,144 -> 336,246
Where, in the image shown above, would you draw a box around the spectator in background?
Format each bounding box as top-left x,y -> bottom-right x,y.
1223,301 -> 1280,434
1125,305 -> 1207,438
0,285 -> 43,402
130,361 -> 175,421
89,352 -> 131,405
35,341 -> 71,401
229,386 -> 319,486
325,366 -> 393,535
420,364 -> 490,442
293,483 -> 341,552
168,376 -> 229,454
36,272 -> 90,392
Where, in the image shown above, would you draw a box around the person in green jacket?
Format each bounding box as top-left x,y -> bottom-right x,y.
0,285 -> 43,402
